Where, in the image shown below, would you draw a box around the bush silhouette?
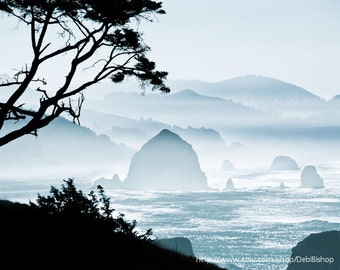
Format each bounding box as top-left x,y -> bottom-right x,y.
30,178 -> 152,240
0,179 -> 224,269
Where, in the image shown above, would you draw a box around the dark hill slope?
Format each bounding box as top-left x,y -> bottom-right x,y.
0,191 -> 224,269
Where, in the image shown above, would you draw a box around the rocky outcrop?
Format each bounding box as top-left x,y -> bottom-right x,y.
225,178 -> 235,190
270,156 -> 299,170
287,230 -> 340,270
300,166 -> 324,189
123,129 -> 208,190
279,181 -> 287,189
222,160 -> 236,171
92,174 -> 123,189
154,237 -> 195,258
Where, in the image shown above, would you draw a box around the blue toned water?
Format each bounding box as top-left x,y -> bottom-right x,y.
1,164 -> 340,270
105,165 -> 340,270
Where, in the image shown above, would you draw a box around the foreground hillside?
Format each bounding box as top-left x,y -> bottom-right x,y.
0,179 -> 225,269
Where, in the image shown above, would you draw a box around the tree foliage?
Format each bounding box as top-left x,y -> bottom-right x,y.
0,185 -> 224,269
0,0 -> 169,147
29,178 -> 152,240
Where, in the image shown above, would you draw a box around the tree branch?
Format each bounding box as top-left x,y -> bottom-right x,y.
30,8 -> 37,53
0,0 -> 169,147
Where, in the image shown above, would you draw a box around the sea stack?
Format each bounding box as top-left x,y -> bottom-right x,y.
270,155 -> 299,170
222,160 -> 236,171
300,165 -> 324,189
225,178 -> 235,190
123,129 -> 208,190
91,174 -> 123,189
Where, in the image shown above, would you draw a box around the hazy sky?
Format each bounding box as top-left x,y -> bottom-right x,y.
140,0 -> 340,100
0,1 -> 340,100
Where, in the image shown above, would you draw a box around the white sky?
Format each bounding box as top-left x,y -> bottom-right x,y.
140,0 -> 340,100
1,1 -> 340,100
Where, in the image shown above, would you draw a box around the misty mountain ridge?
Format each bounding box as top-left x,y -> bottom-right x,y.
3,72 -> 340,180
80,109 -> 228,172
2,72 -> 336,119
329,94 -> 340,102
80,74 -> 337,119
80,78 -> 340,170
84,89 -> 274,128
2,72 -> 336,105
0,117 -> 134,180
166,89 -> 208,100
168,75 -> 321,100
81,109 -> 225,145
167,75 -> 329,118
328,94 -> 340,111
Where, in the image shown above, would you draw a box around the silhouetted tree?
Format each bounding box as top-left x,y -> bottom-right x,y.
29,178 -> 153,240
0,0 -> 169,147
0,179 -> 224,269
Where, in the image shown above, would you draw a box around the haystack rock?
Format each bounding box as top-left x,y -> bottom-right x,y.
92,174 -> 123,189
287,230 -> 340,270
123,129 -> 208,190
154,237 -> 195,258
270,156 -> 299,170
222,160 -> 236,171
300,165 -> 324,189
225,178 -> 235,190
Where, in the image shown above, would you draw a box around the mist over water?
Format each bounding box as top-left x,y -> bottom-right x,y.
103,164 -> 340,269
2,75 -> 340,269
2,165 -> 340,270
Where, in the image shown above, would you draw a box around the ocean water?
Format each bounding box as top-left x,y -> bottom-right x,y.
105,164 -> 340,270
1,164 -> 340,270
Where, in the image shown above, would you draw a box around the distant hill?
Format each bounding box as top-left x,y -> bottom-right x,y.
80,109 -> 168,149
82,75 -> 330,119
80,109 -> 228,172
328,94 -> 340,112
81,109 -> 225,145
329,94 -> 340,102
167,75 -> 328,117
0,117 -> 134,180
84,89 -> 273,128
168,75 -> 321,100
